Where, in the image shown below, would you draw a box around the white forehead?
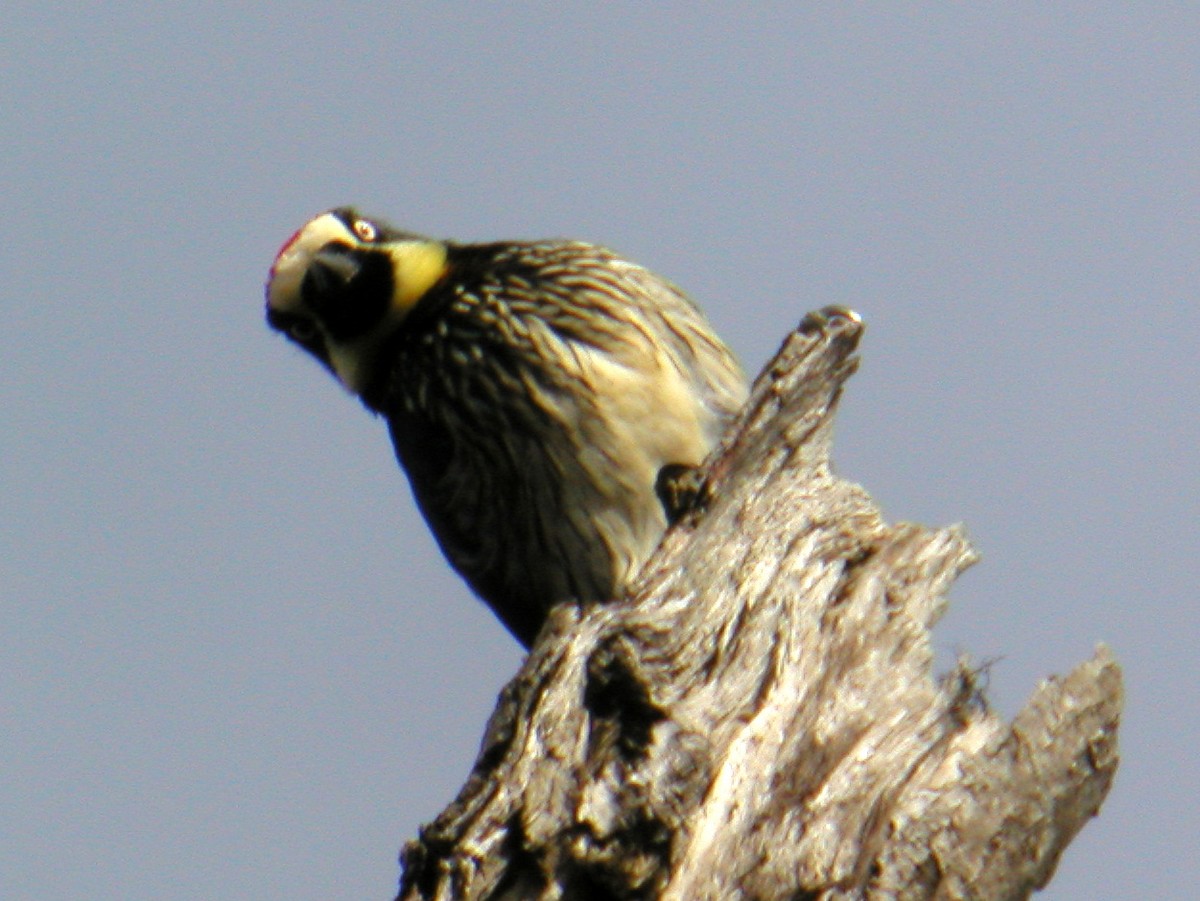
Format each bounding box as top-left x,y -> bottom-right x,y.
266,212 -> 355,313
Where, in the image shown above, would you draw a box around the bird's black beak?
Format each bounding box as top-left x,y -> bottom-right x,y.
299,242 -> 393,342
304,243 -> 364,305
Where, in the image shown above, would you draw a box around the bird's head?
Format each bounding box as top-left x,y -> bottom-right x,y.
265,207 -> 448,396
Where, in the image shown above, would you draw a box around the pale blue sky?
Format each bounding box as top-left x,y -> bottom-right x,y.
3,4 -> 1196,898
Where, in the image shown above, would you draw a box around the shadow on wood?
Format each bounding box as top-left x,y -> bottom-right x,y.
398,308 -> 1122,901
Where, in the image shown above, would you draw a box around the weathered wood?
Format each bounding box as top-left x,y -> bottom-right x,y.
397,308 -> 1122,901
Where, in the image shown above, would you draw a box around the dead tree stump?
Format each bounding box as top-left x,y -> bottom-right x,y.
397,308 -> 1122,901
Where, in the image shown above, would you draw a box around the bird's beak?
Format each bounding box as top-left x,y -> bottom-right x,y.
305,245 -> 363,299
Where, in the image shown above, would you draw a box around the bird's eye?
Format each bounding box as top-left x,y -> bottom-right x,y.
352,219 -> 377,242
288,318 -> 319,343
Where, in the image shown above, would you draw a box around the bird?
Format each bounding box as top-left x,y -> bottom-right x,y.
265,207 -> 748,647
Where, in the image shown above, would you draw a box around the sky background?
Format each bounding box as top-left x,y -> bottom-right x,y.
3,4 -> 1196,899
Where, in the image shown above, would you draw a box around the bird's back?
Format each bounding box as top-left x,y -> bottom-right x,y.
382,240 -> 747,645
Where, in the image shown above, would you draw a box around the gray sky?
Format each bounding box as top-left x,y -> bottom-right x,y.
3,4 -> 1195,899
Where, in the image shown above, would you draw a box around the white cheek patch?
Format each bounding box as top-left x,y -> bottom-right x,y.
329,343 -> 372,393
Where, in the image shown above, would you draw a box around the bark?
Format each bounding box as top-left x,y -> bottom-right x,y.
397,308 -> 1123,901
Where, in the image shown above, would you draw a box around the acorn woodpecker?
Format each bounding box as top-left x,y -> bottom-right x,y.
266,208 -> 747,646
